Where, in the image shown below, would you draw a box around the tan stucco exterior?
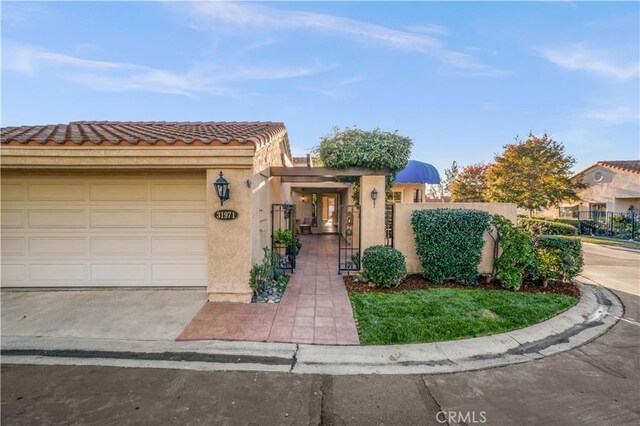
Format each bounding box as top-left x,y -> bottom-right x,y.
540,164 -> 640,218
393,202 -> 517,274
389,183 -> 425,203
0,128 -> 293,302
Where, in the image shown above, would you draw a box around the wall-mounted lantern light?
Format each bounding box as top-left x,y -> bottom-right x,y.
371,188 -> 379,207
214,171 -> 230,206
283,202 -> 293,219
246,179 -> 252,188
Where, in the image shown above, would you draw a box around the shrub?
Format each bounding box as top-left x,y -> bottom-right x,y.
249,248 -> 290,295
578,220 -> 597,235
273,228 -> 294,246
534,236 -> 583,282
554,218 -> 579,229
361,245 -> 407,288
553,218 -> 597,236
491,215 -> 537,290
517,217 -> 578,236
411,209 -> 491,285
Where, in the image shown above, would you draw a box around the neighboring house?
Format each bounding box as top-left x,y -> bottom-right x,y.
388,160 -> 441,204
549,160 -> 640,218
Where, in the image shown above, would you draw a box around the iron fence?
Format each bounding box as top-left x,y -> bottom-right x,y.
568,210 -> 638,240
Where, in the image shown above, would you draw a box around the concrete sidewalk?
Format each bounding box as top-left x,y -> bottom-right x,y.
1,283 -> 622,375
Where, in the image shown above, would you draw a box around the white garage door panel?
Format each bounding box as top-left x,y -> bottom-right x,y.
90,209 -> 148,227
1,172 -> 207,287
2,210 -> 25,228
91,237 -> 148,255
28,183 -> 86,201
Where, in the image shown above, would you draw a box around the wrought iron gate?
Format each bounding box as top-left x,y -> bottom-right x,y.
385,203 -> 394,247
338,205 -> 360,274
271,203 -> 297,273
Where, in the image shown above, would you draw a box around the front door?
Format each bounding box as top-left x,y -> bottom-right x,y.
321,194 -> 338,233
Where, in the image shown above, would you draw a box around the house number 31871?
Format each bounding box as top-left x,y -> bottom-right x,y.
214,209 -> 239,220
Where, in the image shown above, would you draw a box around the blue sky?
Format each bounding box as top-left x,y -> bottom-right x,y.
2,1 -> 638,174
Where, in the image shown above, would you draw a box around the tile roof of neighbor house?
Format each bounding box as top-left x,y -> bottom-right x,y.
0,121 -> 287,148
597,160 -> 640,174
292,156 -> 308,166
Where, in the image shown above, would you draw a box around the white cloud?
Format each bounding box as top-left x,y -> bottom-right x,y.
169,2 -> 503,76
299,75 -> 367,99
2,41 -> 325,96
538,43 -> 639,81
404,24 -> 450,36
582,106 -> 639,125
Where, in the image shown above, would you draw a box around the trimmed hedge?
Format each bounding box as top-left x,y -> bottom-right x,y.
554,218 -> 597,235
534,236 -> 583,282
491,215 -> 537,290
517,217 -> 578,236
361,245 -> 407,288
411,209 -> 490,285
553,218 -> 580,229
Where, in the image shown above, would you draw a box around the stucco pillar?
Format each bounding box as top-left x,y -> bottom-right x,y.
206,168 -> 253,303
359,175 -> 386,253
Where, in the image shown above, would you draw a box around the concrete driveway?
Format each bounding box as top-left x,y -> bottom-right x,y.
1,289 -> 206,341
579,242 -> 640,295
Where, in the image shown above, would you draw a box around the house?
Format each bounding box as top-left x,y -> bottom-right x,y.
1,121 -> 513,301
552,160 -> 640,218
0,121 -> 387,300
389,160 -> 441,204
0,121 -> 295,302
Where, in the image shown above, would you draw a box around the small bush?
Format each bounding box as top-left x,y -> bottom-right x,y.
361,245 -> 407,288
412,209 -> 490,285
273,228 -> 294,246
534,236 -> 583,282
578,220 -> 597,235
249,248 -> 290,302
554,218 -> 597,236
554,218 -> 579,229
517,217 -> 578,236
491,215 -> 537,290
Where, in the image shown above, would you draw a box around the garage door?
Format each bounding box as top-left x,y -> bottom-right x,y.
1,171 -> 207,287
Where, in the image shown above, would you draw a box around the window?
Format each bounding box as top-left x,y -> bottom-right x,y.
413,188 -> 423,203
392,191 -> 402,203
590,203 -> 606,213
559,205 -> 578,218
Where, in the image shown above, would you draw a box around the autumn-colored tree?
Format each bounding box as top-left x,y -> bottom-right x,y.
451,163 -> 490,202
427,161 -> 459,201
485,133 -> 581,216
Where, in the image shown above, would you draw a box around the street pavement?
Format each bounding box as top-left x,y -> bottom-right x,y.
2,243 -> 639,425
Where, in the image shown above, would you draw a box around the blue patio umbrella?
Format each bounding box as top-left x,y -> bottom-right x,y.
394,160 -> 441,184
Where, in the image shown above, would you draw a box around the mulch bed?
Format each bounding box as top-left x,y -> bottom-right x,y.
344,274 -> 581,298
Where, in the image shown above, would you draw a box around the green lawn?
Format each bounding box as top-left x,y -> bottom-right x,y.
578,236 -> 640,250
349,288 -> 577,345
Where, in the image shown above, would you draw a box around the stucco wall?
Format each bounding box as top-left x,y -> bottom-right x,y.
543,166 -> 640,218
393,202 -> 517,274
390,183 -> 425,203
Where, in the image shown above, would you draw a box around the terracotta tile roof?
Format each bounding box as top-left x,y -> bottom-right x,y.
0,121 -> 287,148
292,156 -> 309,166
597,160 -> 640,174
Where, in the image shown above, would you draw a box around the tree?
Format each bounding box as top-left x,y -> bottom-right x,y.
314,127 -> 413,203
451,163 -> 490,202
427,161 -> 459,201
485,133 -> 581,216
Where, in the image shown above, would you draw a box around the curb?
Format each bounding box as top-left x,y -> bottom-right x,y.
1,283 -> 623,375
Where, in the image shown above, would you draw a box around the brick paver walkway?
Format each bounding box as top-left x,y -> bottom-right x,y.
177,235 -> 360,345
